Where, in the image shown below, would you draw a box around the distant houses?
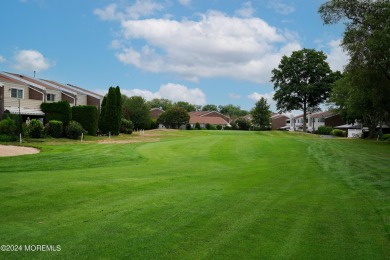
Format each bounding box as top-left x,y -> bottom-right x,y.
0,71 -> 103,121
290,111 -> 345,132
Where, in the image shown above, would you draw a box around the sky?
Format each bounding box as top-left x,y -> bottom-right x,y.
0,0 -> 348,113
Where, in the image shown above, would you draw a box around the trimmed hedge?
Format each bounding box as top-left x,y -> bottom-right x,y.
317,126 -> 333,135
41,101 -> 72,126
72,106 -> 98,136
331,129 -> 347,137
45,120 -> 63,138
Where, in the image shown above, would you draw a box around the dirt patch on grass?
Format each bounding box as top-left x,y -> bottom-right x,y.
0,145 -> 40,157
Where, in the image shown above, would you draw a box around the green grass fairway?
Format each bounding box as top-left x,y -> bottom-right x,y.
0,131 -> 389,259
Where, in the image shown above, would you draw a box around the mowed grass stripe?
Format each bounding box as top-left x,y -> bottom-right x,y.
0,131 -> 389,259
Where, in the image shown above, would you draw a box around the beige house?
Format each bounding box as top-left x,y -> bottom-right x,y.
0,72 -> 102,120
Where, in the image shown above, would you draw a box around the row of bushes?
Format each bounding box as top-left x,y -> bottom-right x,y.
0,117 -> 86,141
316,126 -> 347,137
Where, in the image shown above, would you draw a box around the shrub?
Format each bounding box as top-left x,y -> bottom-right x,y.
382,134 -> 390,141
150,119 -> 159,129
224,125 -> 232,130
317,126 -> 333,135
120,118 -> 134,134
209,124 -> 217,130
186,124 -> 192,130
195,122 -> 201,130
0,117 -> 17,137
27,119 -> 44,138
41,101 -> 72,126
72,106 -> 98,136
205,123 -> 211,130
66,121 -> 86,139
216,125 -> 222,130
0,134 -> 16,142
45,120 -> 63,138
331,129 -> 347,137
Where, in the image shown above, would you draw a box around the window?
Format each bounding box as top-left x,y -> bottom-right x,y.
11,88 -> 23,99
47,94 -> 56,101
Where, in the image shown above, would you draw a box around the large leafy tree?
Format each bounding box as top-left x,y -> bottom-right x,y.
202,104 -> 218,112
271,48 -> 337,132
218,104 -> 248,119
146,98 -> 173,111
158,106 -> 190,129
319,0 -> 390,81
174,101 -> 196,112
251,97 -> 271,130
319,0 -> 390,136
122,96 -> 151,130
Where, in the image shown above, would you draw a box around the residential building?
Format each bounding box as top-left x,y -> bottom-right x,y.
292,111 -> 345,131
0,71 -> 103,121
188,111 -> 231,129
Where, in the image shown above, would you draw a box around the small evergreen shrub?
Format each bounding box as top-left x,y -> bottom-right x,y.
45,120 -> 63,138
0,134 -> 16,142
186,124 -> 192,130
317,126 -> 333,135
0,117 -> 17,137
27,119 -> 44,138
216,125 -> 222,130
382,134 -> 390,141
331,129 -> 346,137
224,125 -> 232,130
195,122 -> 201,130
206,123 -> 211,130
209,124 -> 217,130
150,119 -> 159,129
66,121 -> 86,139
120,118 -> 134,134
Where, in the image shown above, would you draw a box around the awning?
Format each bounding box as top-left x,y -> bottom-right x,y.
4,107 -> 45,116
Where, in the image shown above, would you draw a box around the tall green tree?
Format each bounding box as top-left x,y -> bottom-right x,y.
251,97 -> 272,130
271,48 -> 337,132
103,87 -> 121,135
98,96 -> 107,133
98,87 -> 122,135
157,106 -> 190,129
122,96 -> 151,130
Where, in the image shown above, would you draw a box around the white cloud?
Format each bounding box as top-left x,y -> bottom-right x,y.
235,2 -> 255,18
0,55 -> 6,63
113,10 -> 301,83
102,83 -> 206,105
268,0 -> 295,15
178,0 -> 191,7
13,50 -> 53,72
94,0 -> 163,21
326,39 -> 349,72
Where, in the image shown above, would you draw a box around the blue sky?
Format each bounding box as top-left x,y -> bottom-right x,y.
0,0 -> 347,112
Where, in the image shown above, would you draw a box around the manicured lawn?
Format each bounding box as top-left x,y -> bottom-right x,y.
0,130 -> 389,259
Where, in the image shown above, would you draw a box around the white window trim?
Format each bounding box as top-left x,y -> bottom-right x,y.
10,88 -> 24,99
47,93 -> 56,101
